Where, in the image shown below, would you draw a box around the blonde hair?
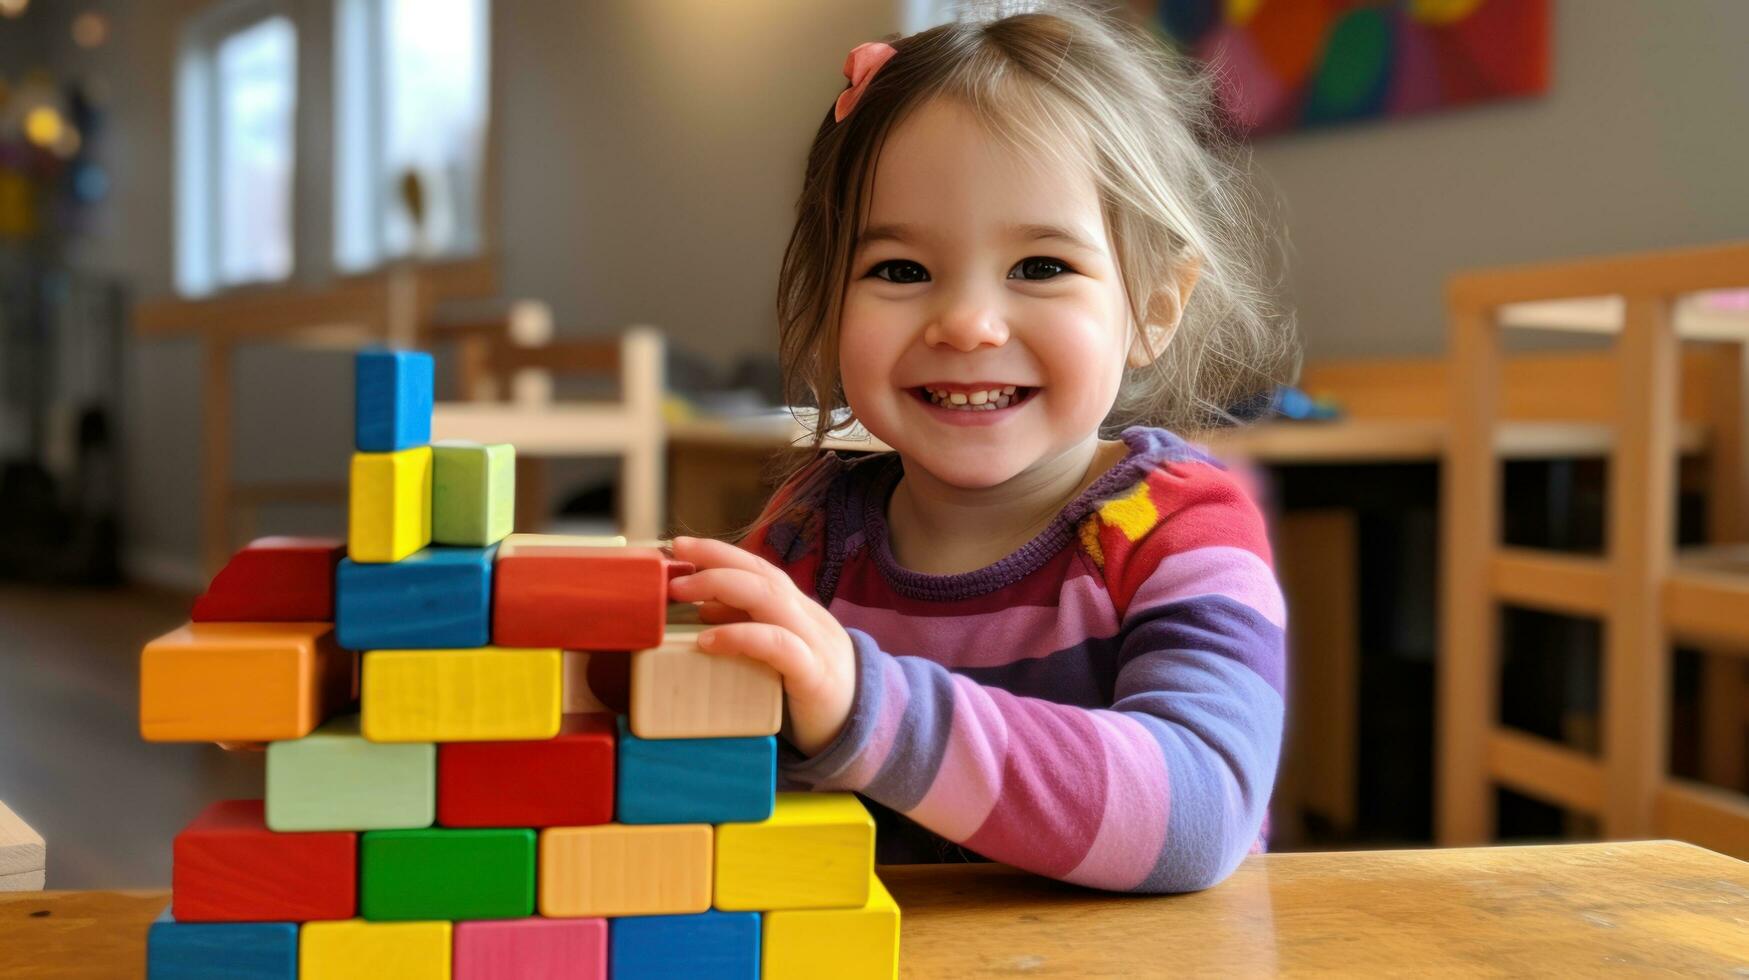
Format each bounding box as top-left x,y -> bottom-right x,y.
776,1 -> 1297,448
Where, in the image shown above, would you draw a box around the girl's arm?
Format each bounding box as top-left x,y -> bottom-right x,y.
779,506 -> 1284,893
670,464 -> 1284,894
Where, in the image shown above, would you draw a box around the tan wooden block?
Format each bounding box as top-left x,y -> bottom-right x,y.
629,628 -> 781,739
539,824 -> 711,918
0,800 -> 45,892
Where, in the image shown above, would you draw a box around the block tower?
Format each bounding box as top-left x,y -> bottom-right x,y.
139,349 -> 900,979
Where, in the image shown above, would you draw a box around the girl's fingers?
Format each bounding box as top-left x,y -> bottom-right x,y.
671,536 -> 789,585
668,567 -> 811,636
698,623 -> 820,691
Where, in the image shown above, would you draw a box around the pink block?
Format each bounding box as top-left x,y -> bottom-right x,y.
454,918 -> 607,980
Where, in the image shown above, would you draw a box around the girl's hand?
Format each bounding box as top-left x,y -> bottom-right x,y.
667,536 -> 855,757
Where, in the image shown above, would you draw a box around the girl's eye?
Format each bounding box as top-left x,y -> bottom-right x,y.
869,260 -> 930,284
1009,256 -> 1071,281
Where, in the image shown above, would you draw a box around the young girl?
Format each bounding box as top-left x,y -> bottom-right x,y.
669,4 -> 1295,894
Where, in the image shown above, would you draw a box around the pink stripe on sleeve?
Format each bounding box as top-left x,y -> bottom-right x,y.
905,675 -> 1011,841
1061,710 -> 1171,890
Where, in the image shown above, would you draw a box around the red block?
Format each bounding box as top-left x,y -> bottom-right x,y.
492,545 -> 677,651
172,799 -> 356,923
438,713 -> 616,828
192,537 -> 344,622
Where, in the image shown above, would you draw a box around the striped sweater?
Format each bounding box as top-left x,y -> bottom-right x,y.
742,426 -> 1286,893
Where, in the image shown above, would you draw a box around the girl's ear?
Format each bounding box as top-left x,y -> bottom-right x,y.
1127,257 -> 1203,369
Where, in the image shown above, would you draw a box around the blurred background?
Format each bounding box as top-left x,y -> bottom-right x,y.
0,0 -> 1745,889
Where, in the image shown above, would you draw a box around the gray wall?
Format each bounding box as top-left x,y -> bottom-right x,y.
27,0 -> 1749,581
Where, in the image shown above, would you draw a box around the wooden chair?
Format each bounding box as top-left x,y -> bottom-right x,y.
428,320 -> 667,542
1438,241 -> 1749,859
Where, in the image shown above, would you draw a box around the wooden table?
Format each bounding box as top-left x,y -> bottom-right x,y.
3,841 -> 1742,977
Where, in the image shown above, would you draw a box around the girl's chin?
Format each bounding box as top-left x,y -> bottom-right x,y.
889,445 -> 1031,490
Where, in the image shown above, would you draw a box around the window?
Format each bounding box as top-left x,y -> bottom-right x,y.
177,5 -> 298,294
335,0 -> 490,271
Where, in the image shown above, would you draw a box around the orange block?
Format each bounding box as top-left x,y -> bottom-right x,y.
539,824 -> 712,918
140,622 -> 355,742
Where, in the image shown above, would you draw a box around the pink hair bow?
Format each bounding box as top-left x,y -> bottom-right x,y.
834,41 -> 898,123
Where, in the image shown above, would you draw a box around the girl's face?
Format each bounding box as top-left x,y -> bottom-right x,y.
839,97 -> 1134,491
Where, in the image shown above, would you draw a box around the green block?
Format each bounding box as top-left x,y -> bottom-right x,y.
360,828 -> 535,921
265,715 -> 434,831
431,441 -> 515,546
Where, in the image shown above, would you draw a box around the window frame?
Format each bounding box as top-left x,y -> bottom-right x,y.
175,0 -> 301,296
333,0 -> 492,273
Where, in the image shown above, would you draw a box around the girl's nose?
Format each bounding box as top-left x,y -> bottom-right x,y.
923,299 -> 1009,351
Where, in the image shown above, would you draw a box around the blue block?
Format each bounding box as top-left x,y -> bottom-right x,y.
610,911 -> 760,980
616,716 -> 774,824
355,349 -> 433,452
336,546 -> 495,650
147,908 -> 297,979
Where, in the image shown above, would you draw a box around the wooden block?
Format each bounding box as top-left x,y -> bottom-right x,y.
630,627 -> 782,739
147,908 -> 298,979
492,542 -> 671,651
498,532 -> 626,549
569,650 -> 630,714
359,828 -> 536,921
336,546 -> 495,650
431,442 -> 515,547
349,447 -> 433,563
0,800 -> 44,892
561,651 -> 610,713
453,918 -> 606,980
265,715 -> 434,832
715,793 -> 874,912
355,349 -> 433,452
300,920 -> 450,979
172,800 -> 355,923
140,623 -> 355,743
762,874 -> 899,980
539,824 -> 711,918
361,647 -> 560,743
616,717 -> 774,825
438,713 -> 615,828
192,537 -> 343,622
610,911 -> 760,980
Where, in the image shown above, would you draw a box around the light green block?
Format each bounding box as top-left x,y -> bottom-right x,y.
265,714 -> 435,831
431,441 -> 515,546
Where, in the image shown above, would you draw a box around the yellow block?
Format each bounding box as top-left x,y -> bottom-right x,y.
541,824 -> 712,917
763,873 -> 900,980
715,792 -> 874,911
300,919 -> 450,979
361,648 -> 560,742
349,447 -> 432,563
629,627 -> 782,739
139,622 -> 354,742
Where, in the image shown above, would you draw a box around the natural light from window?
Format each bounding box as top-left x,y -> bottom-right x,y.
216,16 -> 296,284
336,0 -> 489,270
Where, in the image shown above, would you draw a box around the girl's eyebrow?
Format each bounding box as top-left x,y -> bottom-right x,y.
1005,222 -> 1103,254
856,222 -> 1101,253
857,223 -> 924,248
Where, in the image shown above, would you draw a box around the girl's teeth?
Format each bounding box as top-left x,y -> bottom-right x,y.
924,386 -> 1027,411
